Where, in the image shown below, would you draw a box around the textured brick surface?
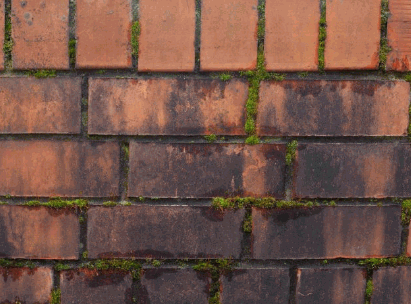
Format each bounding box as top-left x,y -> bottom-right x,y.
372,267 -> 411,303
265,0 -> 320,71
12,0 -> 69,69
128,143 -> 286,198
0,141 -> 119,197
0,267 -> 53,303
87,206 -> 245,259
252,206 -> 401,259
296,267 -> 366,304
0,77 -> 81,134
200,0 -> 258,71
138,0 -> 195,72
76,0 -> 132,68
257,80 -> 410,136
89,78 -> 248,135
220,268 -> 290,304
325,0 -> 380,70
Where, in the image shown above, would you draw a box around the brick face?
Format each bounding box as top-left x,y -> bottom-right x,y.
372,267 -> 411,303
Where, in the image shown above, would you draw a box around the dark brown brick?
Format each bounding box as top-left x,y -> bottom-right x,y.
0,267 -> 53,303
252,206 -> 401,259
0,140 -> 119,197
139,268 -> 210,303
296,267 -> 366,304
87,206 -> 245,259
128,143 -> 286,198
61,269 -> 133,304
88,78 -> 247,135
294,143 -> 411,198
0,77 -> 81,134
257,80 -> 410,136
220,268 -> 290,304
372,267 -> 411,303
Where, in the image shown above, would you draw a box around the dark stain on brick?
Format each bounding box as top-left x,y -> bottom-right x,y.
85,271 -> 128,288
0,215 -> 13,258
351,81 -> 377,96
0,267 -> 36,283
97,250 -> 175,259
269,207 -> 324,225
199,207 -> 225,222
393,145 -> 411,197
135,281 -> 150,304
222,269 -> 248,282
143,269 -> 178,280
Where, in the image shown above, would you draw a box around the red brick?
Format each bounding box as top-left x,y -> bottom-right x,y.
88,78 -> 247,135
372,267 -> 411,303
0,140 -> 119,197
128,143 -> 286,198
76,0 -> 132,69
0,2 -> 4,70
12,0 -> 69,69
200,0 -> 258,71
325,0 -> 380,70
0,267 -> 53,303
252,206 -> 401,259
87,206 -> 245,259
265,0 -> 320,71
257,80 -> 410,136
138,0 -> 195,72
0,77 -> 81,134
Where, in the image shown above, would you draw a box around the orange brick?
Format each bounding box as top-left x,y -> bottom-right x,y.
12,0 -> 69,69
200,0 -> 258,71
138,0 -> 195,72
76,0 -> 132,69
265,0 -> 320,71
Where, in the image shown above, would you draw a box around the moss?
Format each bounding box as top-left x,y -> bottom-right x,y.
51,289 -> 61,304
219,73 -> 232,81
0,201 -> 8,205
298,72 -> 309,78
69,39 -> 76,67
82,251 -> 88,259
379,0 -> 391,70
85,259 -> 142,280
365,279 -> 373,304
358,256 -> 411,269
55,263 -> 71,272
212,197 -> 318,210
102,201 -> 118,207
3,0 -> 13,71
322,259 -> 328,264
151,259 -> 162,267
79,215 -> 85,224
285,140 -> 298,166
121,201 -> 132,206
131,21 -> 141,58
139,196 -> 145,202
242,211 -> 252,233
97,69 -> 106,74
245,135 -> 260,145
0,259 -> 35,269
82,112 -> 88,128
23,198 -> 88,211
81,98 -> 88,106
204,134 -> 217,143
402,200 -> 411,226
318,0 -> 327,72
26,70 -> 57,78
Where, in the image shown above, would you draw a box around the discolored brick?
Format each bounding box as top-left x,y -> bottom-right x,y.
296,267 -> 366,304
138,0 -> 195,72
88,78 -> 247,135
12,0 -> 69,69
252,206 -> 401,259
128,143 -> 286,198
257,80 -> 410,136
76,0 -> 132,69
0,140 -> 119,197
372,266 -> 411,303
265,0 -> 320,71
200,0 -> 258,71
325,0 -> 380,70
220,268 -> 290,304
87,206 -> 245,259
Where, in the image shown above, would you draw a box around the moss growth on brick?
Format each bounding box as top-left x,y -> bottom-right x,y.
54,262 -> 72,272
25,70 -> 57,78
212,197 -> 320,210
359,256 -> 411,269
401,199 -> 411,226
82,251 -> 88,259
69,39 -> 76,67
298,72 -> 309,78
131,21 -> 141,59
379,0 -> 391,70
23,198 -> 88,211
242,210 -> 252,233
0,259 -> 36,269
245,135 -> 260,145
365,278 -> 373,304
285,140 -> 298,166
3,0 -> 13,71
84,259 -> 142,280
51,289 -> 61,304
218,73 -> 232,82
102,201 -> 118,207
204,134 -> 217,143
318,0 -> 327,72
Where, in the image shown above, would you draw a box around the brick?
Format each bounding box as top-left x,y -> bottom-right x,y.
372,267 -> 411,303
220,268 -> 290,304
0,267 -> 53,303
0,77 -> 81,134
139,268 -> 210,303
138,0 -> 195,72
265,0 -> 320,71
0,140 -> 119,197
325,0 -> 380,70
200,0 -> 258,71
61,270 -> 133,304
257,80 -> 410,136
76,0 -> 132,69
87,206 -> 245,259
12,0 -> 69,69
294,143 -> 411,198
89,78 -> 247,135
252,206 -> 401,259
296,267 -> 366,304
128,143 -> 286,198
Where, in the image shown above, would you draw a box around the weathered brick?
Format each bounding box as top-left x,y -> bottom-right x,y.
12,0 -> 69,69
128,143 -> 286,198
325,0 -> 380,70
265,0 -> 320,71
294,143 -> 411,198
87,206 -> 245,259
61,270 -> 133,304
296,267 -> 366,304
372,266 -> 411,303
89,78 -> 247,135
76,0 -> 132,69
0,141 -> 119,197
138,0 -> 195,72
0,77 -> 81,134
252,206 -> 401,259
0,267 -> 53,303
139,268 -> 210,303
220,268 -> 290,304
257,80 -> 410,136
200,0 -> 258,71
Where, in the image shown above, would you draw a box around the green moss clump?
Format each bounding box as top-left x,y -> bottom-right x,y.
402,200 -> 411,226
82,251 -> 88,259
51,289 -> 61,304
365,279 -> 373,304
23,198 -> 88,211
219,73 -> 232,81
358,256 -> 411,269
0,201 -> 8,205
26,70 -> 57,78
379,0 -> 391,70
3,1 -> 13,71
69,39 -> 76,66
103,201 -> 118,207
151,259 -> 161,267
245,135 -> 260,145
286,140 -> 298,166
131,21 -> 141,58
242,211 -> 252,233
85,259 -> 142,279
0,259 -> 35,269
204,134 -> 217,143
54,263 -> 71,272
298,72 -> 309,78
318,0 -> 327,72
211,197 -> 319,210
